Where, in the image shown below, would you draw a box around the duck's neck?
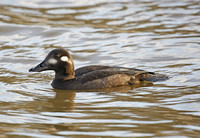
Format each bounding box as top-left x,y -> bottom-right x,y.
55,66 -> 75,80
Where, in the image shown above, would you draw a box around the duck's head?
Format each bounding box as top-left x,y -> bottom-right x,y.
29,49 -> 75,80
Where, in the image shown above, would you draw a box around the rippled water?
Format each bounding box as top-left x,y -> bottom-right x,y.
0,0 -> 200,137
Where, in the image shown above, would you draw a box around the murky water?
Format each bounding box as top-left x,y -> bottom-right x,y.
0,0 -> 200,137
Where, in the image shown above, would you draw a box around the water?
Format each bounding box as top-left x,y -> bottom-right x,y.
0,0 -> 200,137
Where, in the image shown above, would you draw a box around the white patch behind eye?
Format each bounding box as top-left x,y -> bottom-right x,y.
48,58 -> 57,64
60,56 -> 69,62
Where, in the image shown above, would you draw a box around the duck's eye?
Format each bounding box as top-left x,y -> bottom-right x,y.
54,54 -> 60,58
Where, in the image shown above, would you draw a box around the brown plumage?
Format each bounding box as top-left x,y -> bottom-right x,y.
29,49 -> 168,90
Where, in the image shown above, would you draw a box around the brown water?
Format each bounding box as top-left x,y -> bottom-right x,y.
0,0 -> 200,137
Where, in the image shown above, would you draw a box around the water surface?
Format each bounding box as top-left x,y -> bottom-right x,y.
0,0 -> 200,137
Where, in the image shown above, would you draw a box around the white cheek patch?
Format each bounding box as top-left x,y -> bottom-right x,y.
48,58 -> 57,65
60,56 -> 69,62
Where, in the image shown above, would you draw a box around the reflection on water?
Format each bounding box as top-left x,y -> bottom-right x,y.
0,0 -> 200,137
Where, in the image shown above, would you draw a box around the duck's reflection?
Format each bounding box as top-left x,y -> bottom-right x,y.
49,89 -> 76,111
48,82 -> 153,111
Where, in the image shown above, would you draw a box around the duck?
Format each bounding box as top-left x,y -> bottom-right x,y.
29,48 -> 168,90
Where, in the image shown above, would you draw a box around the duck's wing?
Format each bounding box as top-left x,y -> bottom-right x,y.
75,67 -> 168,89
75,65 -> 112,77
75,65 -> 145,77
78,67 -> 168,84
76,69 -> 135,89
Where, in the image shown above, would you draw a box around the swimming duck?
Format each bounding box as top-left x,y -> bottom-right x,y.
29,49 -> 168,90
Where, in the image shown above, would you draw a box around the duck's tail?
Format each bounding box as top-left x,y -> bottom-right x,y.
139,72 -> 169,82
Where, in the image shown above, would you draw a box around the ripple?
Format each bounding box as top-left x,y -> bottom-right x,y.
0,0 -> 200,137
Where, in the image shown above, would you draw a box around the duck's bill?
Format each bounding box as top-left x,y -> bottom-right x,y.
29,61 -> 50,72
